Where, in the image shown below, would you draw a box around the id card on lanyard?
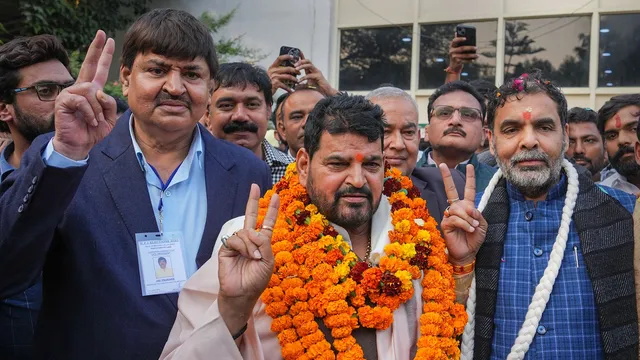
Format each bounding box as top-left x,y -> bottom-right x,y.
135,232 -> 188,296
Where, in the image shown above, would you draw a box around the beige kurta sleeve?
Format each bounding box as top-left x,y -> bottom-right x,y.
160,217 -> 280,360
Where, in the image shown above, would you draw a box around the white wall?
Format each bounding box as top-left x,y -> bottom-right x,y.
147,0 -> 333,76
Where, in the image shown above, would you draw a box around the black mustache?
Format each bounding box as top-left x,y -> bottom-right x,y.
612,146 -> 634,163
443,126 -> 467,137
572,154 -> 591,164
155,92 -> 191,109
335,185 -> 373,201
222,121 -> 259,134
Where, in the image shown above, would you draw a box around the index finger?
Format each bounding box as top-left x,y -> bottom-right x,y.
77,30 -> 106,83
451,37 -> 466,46
270,55 -> 292,68
438,163 -> 460,202
243,184 -> 261,230
259,193 -> 280,240
92,37 -> 115,88
464,165 -> 476,202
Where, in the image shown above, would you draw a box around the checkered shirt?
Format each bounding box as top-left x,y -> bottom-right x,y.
262,140 -> 294,184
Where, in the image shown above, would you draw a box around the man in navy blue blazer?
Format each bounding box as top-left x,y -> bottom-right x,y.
0,9 -> 271,360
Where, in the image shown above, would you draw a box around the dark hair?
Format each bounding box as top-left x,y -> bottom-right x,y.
158,257 -> 167,263
468,79 -> 497,101
486,71 -> 567,130
214,62 -> 273,106
596,94 -> 640,135
304,94 -> 385,159
280,84 -> 325,122
121,8 -> 218,78
567,107 -> 597,126
427,81 -> 487,122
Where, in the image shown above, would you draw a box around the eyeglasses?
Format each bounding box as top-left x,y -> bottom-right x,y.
11,81 -> 75,101
431,105 -> 483,122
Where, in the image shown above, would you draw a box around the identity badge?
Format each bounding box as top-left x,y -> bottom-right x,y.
135,232 -> 188,296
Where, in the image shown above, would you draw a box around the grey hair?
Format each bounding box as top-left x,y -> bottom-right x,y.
365,87 -> 418,113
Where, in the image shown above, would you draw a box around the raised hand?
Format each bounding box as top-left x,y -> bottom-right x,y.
267,55 -> 299,94
218,184 -> 280,335
53,30 -> 117,160
438,164 -> 487,266
448,33 -> 479,72
296,51 -> 338,96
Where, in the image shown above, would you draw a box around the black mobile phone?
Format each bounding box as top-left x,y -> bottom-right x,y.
279,46 -> 301,68
279,46 -> 301,88
455,25 -> 476,53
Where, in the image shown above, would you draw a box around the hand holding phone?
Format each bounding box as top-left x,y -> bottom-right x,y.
267,46 -> 302,94
449,25 -> 479,71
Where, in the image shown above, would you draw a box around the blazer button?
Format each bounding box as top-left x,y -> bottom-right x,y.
18,204 -> 25,213
533,247 -> 543,257
23,194 -> 30,203
31,176 -> 38,185
27,185 -> 34,194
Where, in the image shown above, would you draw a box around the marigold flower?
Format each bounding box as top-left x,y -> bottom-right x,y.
394,219 -> 412,233
271,315 -> 293,332
277,328 -> 298,346
281,341 -> 305,360
266,301 -> 289,318
331,326 -> 353,339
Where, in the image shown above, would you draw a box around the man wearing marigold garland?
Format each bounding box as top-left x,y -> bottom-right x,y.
456,72 -> 638,359
161,94 -> 488,359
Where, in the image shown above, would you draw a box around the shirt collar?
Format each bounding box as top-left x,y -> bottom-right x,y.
426,149 -> 469,166
262,139 -> 294,166
506,172 -> 568,202
0,142 -> 15,179
128,115 -> 204,173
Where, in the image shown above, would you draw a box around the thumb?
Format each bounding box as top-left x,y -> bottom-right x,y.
97,89 -> 117,125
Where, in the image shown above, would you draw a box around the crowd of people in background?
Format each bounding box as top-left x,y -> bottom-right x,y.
0,7 -> 639,360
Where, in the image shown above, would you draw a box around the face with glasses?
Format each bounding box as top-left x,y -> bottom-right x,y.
427,91 -> 484,158
0,59 -> 74,142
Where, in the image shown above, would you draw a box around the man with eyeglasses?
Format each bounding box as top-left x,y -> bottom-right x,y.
0,34 -> 74,360
417,81 -> 496,192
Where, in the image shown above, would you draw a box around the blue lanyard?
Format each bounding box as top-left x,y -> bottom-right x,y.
148,163 -> 182,230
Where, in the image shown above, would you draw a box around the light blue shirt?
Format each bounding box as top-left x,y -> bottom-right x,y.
43,118 -> 208,277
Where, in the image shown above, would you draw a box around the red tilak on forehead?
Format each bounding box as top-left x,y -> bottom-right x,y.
523,107 -> 533,120
615,114 -> 622,128
355,153 -> 364,162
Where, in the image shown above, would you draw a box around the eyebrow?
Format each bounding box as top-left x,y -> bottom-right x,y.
145,59 -> 203,71
215,96 -> 262,105
325,154 -> 383,162
25,79 -> 74,87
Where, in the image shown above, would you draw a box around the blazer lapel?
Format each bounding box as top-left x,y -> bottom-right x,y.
196,127 -> 239,268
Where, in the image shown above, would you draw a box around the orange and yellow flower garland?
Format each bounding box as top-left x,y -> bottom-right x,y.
257,163 -> 467,360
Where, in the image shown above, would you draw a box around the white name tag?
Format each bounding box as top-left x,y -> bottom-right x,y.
135,232 -> 188,296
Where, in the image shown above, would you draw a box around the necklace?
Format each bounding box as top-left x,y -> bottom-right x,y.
358,239 -> 372,265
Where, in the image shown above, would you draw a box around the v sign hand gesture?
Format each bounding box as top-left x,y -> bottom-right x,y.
53,30 -> 117,161
218,184 -> 280,336
439,164 -> 488,266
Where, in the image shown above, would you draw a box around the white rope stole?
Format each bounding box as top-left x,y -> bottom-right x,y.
460,159 -> 579,360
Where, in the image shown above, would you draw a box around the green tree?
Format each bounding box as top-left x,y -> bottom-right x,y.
199,8 -> 266,64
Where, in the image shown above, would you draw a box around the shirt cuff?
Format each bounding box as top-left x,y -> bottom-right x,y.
42,139 -> 89,168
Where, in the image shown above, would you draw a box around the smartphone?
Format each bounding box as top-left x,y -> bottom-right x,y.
455,25 -> 476,53
279,46 -> 301,68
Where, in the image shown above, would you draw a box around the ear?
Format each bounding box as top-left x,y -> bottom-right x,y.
635,141 -> 640,166
487,129 -> 495,156
563,123 -> 569,149
296,148 -> 310,188
120,65 -> 131,97
0,103 -> 14,128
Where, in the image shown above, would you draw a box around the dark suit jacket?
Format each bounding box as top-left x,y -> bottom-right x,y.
411,166 -> 465,225
0,111 -> 271,359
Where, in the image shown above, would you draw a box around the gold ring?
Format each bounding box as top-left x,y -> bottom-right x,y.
261,225 -> 274,232
447,198 -> 460,205
444,206 -> 451,218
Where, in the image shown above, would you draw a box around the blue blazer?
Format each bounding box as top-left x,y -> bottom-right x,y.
0,111 -> 272,359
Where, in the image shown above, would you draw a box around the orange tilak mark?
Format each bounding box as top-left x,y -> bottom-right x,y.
523,107 -> 533,121
355,153 -> 364,162
615,114 -> 622,128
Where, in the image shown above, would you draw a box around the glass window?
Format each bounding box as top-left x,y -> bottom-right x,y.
503,16 -> 591,87
339,26 -> 412,91
598,13 -> 640,87
419,21 -> 497,89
